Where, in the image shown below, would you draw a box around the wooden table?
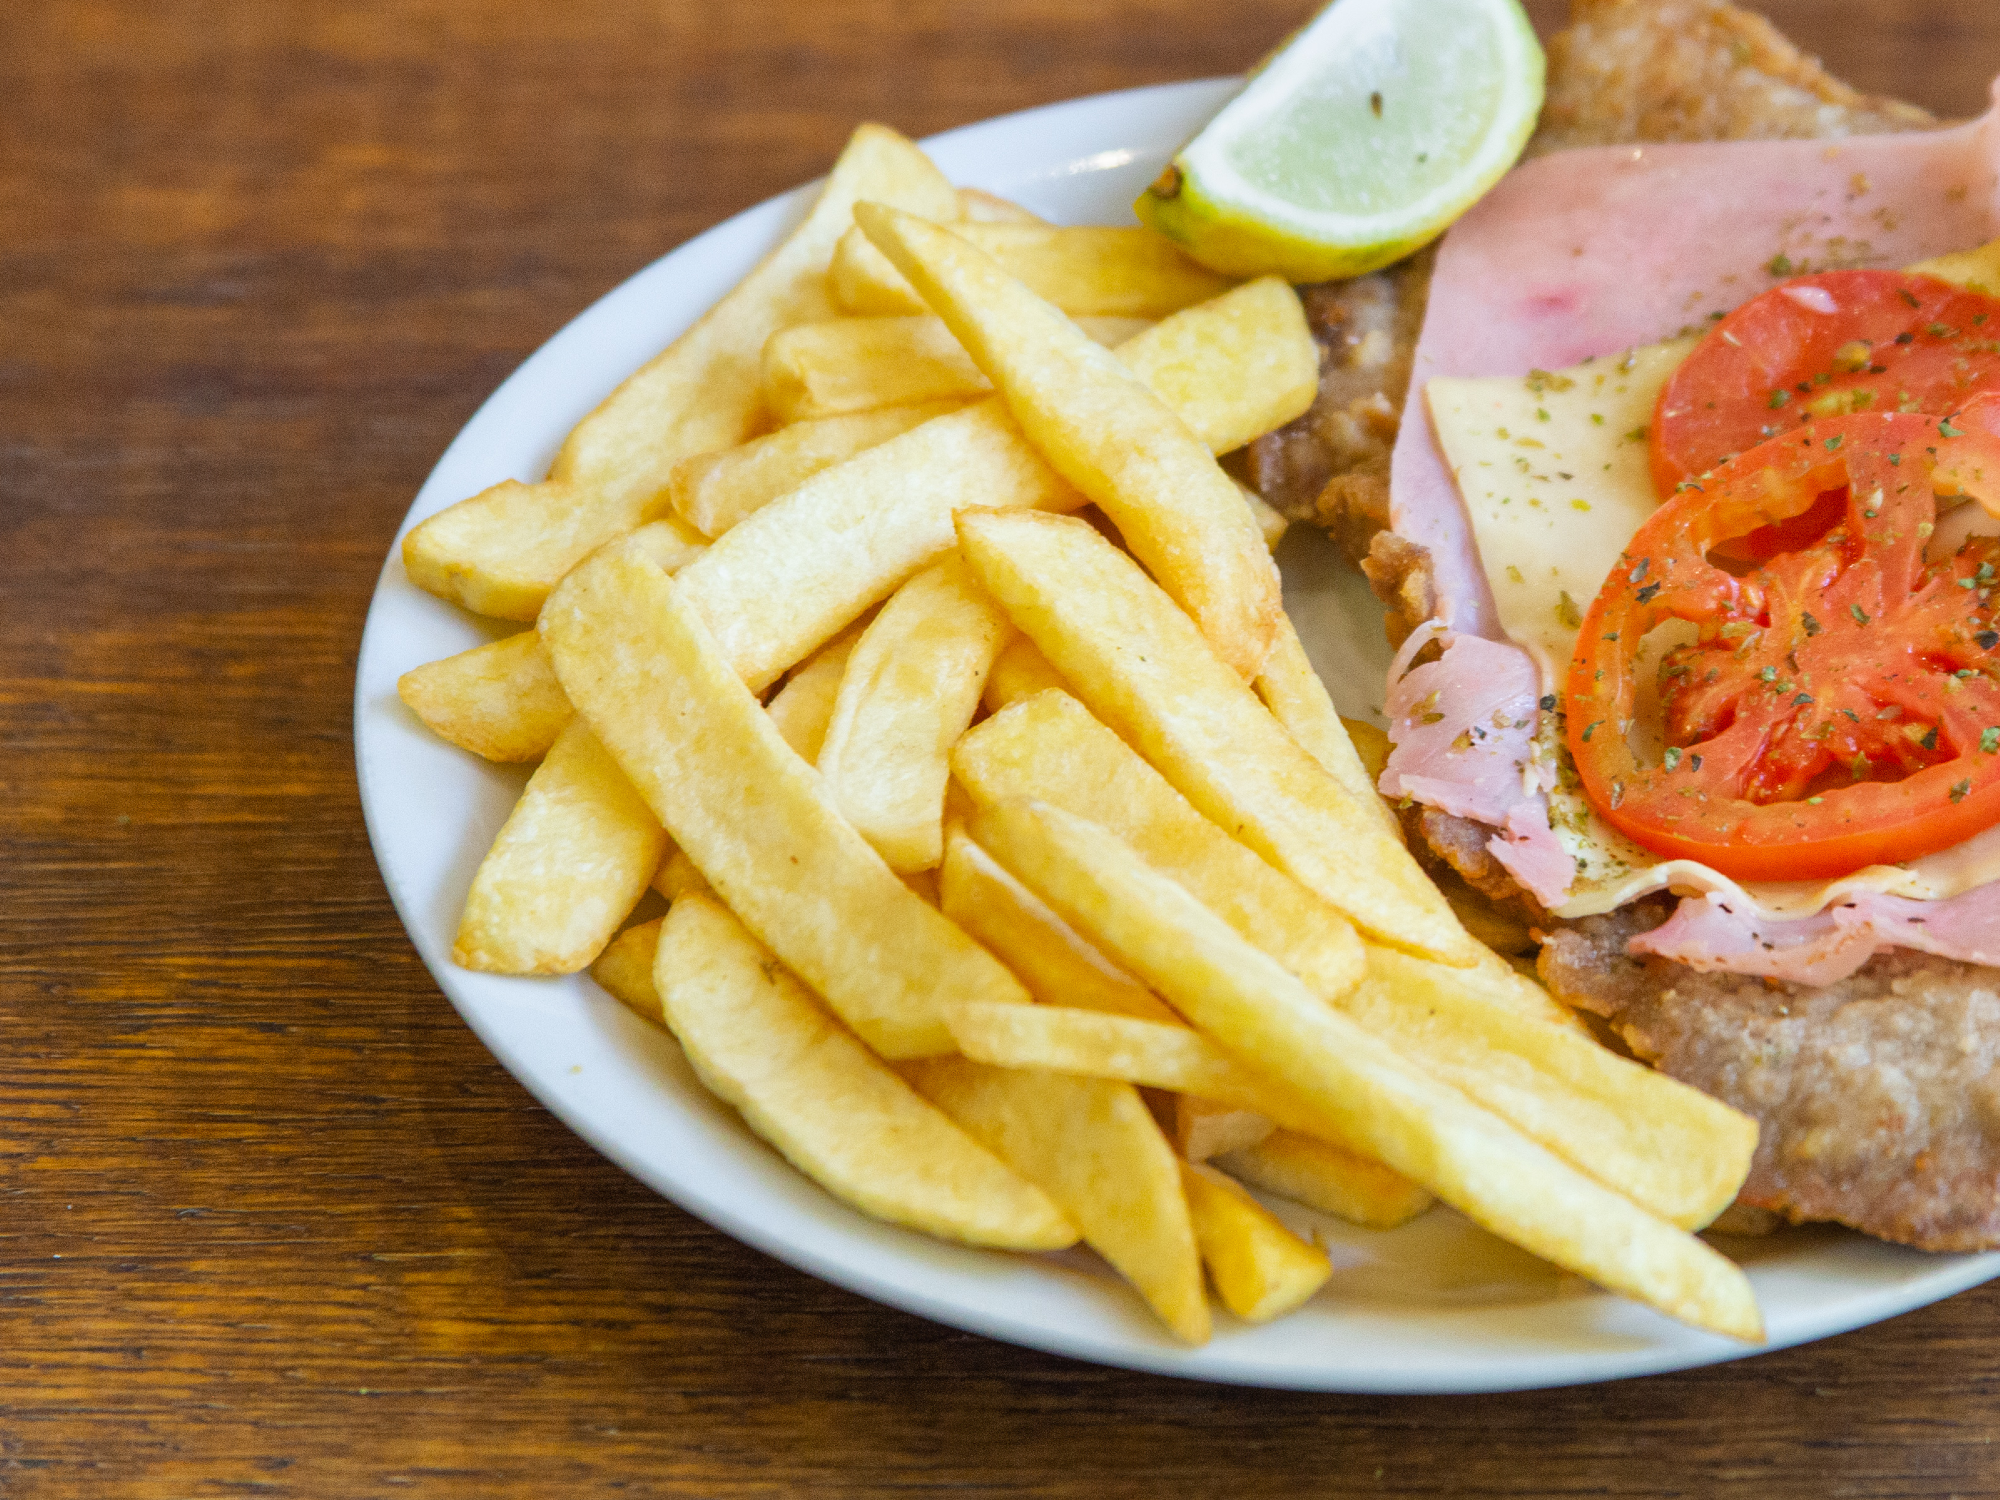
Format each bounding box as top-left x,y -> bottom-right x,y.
8,1 -> 2000,1493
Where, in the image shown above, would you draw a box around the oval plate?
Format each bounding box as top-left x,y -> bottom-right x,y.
354,80 -> 2000,1391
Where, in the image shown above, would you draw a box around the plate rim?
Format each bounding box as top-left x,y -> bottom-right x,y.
352,76 -> 2000,1393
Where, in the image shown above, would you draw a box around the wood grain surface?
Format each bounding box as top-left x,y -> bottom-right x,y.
7,1 -> 2000,1494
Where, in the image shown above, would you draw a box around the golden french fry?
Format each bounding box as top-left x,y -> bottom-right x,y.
764,621 -> 867,763
672,277 -> 1317,693
1213,1131 -> 1435,1230
622,515 -> 712,574
905,1057 -> 1209,1343
1381,941 -> 1583,1032
650,844 -> 713,903
398,630 -> 574,763
942,1000 -> 1438,1226
1123,276 -> 1318,456
816,555 -> 1013,872
856,205 -> 1281,679
955,509 -> 1479,966
761,314 -> 1150,424
1348,949 -> 1758,1230
679,402 -> 1070,693
942,1000 -> 1422,1209
540,542 -> 1030,1057
1341,716 -> 1391,783
980,634 -> 1069,714
1174,1096 -> 1276,1163
453,718 -> 668,974
670,401 -> 966,538
834,222 -> 1235,319
946,999 -> 1269,1110
1180,1159 -> 1333,1322
401,124 -> 959,621
958,187 -> 1045,224
971,797 -> 1763,1341
398,519 -> 708,764
658,895 -> 1075,1250
1254,616 -> 1401,840
939,830 -> 1178,1023
951,688 -> 1366,1002
592,917 -> 665,1024
1239,482 -> 1289,552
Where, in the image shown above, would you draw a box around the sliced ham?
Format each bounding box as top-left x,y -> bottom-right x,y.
1384,84 -> 2000,951
1632,883 -> 2000,986
1392,89 -> 2000,642
1379,625 -> 1573,909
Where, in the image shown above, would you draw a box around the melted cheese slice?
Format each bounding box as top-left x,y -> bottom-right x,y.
1429,284 -> 2000,921
1428,339 -> 1693,693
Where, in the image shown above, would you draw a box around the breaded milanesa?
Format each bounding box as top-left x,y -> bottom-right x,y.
1242,1 -> 2000,1251
1542,902 -> 2000,1250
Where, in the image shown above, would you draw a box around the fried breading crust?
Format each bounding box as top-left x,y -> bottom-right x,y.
1541,902 -> 2000,1251
1537,0 -> 1934,153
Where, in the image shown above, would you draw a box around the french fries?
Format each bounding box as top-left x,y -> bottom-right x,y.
651,845 -> 713,903
762,314 -> 1150,423
954,507 -> 1481,967
658,895 -> 1075,1250
397,120 -> 1772,1349
857,205 -> 1282,679
905,1057 -> 1209,1342
980,634 -> 1069,714
1174,1096 -> 1276,1164
764,622 -> 867,763
396,517 -> 709,764
968,797 -> 1763,1341
1213,1130 -> 1436,1230
669,400 -> 966,538
398,629 -> 574,763
539,542 -> 1030,1058
402,125 -> 958,621
938,830 -> 1177,1023
592,915 -> 665,1024
671,275 -> 1318,693
452,719 -> 668,974
1344,949 -> 1758,1231
951,688 -> 1365,1003
1254,617 -> 1401,840
816,555 -> 1013,872
833,222 -> 1235,319
1181,1159 -> 1333,1322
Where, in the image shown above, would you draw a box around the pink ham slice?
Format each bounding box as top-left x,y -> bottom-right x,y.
1382,83 -> 2000,945
1380,625 -> 1574,908
1393,89 -> 2000,640
1632,884 -> 2000,987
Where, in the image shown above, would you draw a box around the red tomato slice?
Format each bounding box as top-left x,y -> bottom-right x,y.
1652,271 -> 2000,498
1566,398 -> 2000,882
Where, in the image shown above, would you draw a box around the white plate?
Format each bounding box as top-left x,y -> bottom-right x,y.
353,79 -> 2000,1392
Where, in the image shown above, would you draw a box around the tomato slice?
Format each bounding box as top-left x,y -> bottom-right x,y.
1652,270 -> 2000,498
1566,399 -> 2000,882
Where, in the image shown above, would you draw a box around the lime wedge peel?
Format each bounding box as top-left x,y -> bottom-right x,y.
1137,0 -> 1544,283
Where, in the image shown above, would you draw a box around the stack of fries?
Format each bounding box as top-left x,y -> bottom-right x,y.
395,123 -> 1764,1345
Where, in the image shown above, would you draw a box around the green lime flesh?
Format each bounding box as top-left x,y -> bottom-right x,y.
1137,0 -> 1542,282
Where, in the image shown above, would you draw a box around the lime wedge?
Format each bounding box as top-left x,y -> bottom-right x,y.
1136,0 -> 1544,282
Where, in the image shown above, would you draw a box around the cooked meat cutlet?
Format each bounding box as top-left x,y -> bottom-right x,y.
1542,903 -> 2000,1251
1248,0 -> 1938,646
1258,0 -> 2000,1251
